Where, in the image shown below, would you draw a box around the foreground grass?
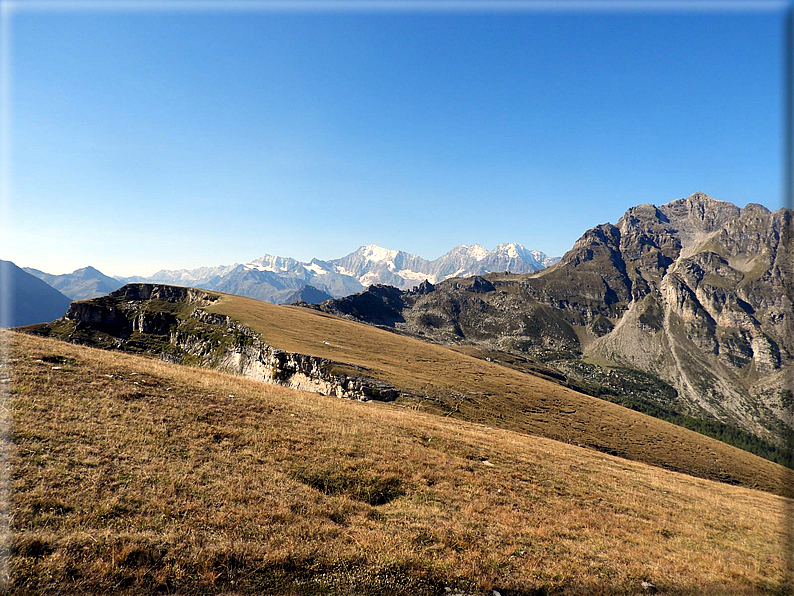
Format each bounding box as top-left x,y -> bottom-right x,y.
5,331 -> 792,594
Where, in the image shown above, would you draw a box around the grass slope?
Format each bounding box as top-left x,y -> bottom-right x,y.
6,331 -> 792,595
206,294 -> 792,495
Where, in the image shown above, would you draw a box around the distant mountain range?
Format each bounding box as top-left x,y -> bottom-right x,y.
10,243 -> 559,326
119,242 -> 559,304
12,192 -> 792,454
24,265 -> 124,301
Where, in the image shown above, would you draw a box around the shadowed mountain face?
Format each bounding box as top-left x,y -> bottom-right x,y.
284,284 -> 334,305
310,193 -> 793,444
1,261 -> 73,327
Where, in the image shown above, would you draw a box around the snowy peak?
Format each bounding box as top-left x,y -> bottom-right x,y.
492,242 -> 528,260
469,244 -> 489,261
528,250 -> 560,268
360,244 -> 399,264
246,254 -> 302,273
241,242 -> 556,296
125,263 -> 240,286
446,244 -> 488,261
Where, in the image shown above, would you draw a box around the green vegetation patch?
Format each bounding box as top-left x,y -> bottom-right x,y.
176,317 -> 255,364
123,332 -> 174,355
290,464 -> 405,506
559,361 -> 793,468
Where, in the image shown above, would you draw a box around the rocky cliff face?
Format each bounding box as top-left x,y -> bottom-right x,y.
310,194 -> 793,443
26,284 -> 405,403
583,195 -> 792,437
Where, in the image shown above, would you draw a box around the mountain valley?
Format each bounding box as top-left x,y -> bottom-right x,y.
23,281 -> 792,493
10,191 -> 794,594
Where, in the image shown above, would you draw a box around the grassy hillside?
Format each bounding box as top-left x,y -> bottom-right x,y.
205,294 -> 792,495
5,331 -> 792,594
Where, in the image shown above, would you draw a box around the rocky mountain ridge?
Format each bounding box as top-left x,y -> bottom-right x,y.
309,193 -> 793,444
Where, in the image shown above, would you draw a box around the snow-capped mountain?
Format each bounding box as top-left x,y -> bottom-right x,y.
330,245 -> 433,288
327,242 -> 556,289
123,263 -> 241,287
121,243 -> 558,304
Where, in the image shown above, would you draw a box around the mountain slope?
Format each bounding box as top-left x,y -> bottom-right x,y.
24,265 -> 123,300
309,193 -> 792,446
10,330 -> 789,594
0,260 -> 73,327
22,283 -> 791,495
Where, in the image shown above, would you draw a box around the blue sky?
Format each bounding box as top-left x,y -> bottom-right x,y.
2,2 -> 788,276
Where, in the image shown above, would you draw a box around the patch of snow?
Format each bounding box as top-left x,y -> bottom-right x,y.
360,272 -> 381,286
528,250 -> 545,261
499,242 -> 522,259
244,263 -> 279,273
248,255 -> 298,272
363,244 -> 398,263
303,263 -> 328,275
334,265 -> 356,277
396,269 -> 437,283
467,244 -> 488,261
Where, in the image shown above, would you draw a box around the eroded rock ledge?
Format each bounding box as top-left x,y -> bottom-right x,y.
36,284 -> 406,402
175,310 -> 403,401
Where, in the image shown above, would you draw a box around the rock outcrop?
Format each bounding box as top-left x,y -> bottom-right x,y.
26,284 -> 405,403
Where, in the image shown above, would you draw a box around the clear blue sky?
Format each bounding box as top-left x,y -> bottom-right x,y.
2,2 -> 788,276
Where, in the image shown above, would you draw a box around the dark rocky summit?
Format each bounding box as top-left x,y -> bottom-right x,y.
284,284 -> 334,305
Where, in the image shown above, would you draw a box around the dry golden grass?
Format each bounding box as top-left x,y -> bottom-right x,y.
207,295 -> 792,496
5,331 -> 792,594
